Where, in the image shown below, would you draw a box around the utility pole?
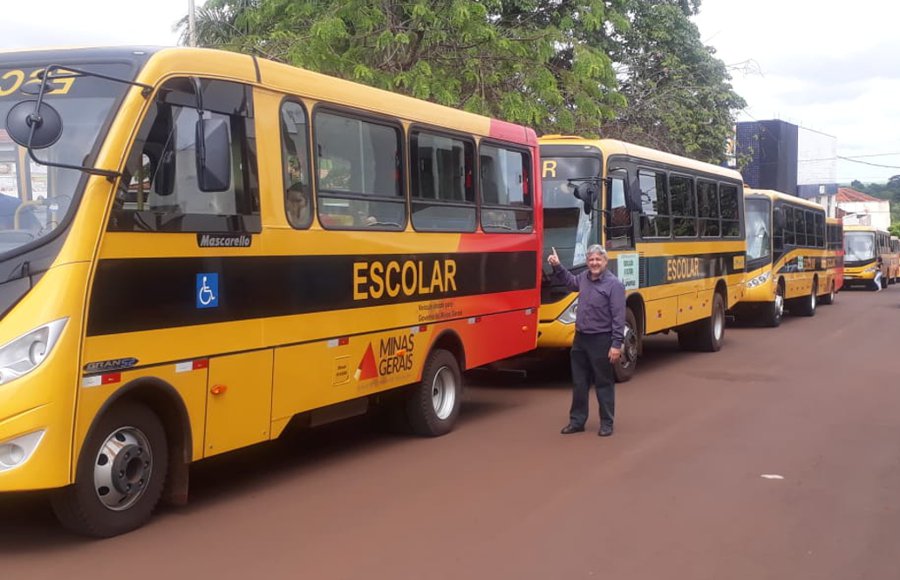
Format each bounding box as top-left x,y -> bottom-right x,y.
188,0 -> 197,47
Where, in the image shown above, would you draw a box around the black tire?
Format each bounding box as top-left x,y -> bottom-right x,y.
51,402 -> 168,538
794,279 -> 817,317
763,281 -> 785,327
680,291 -> 726,352
405,349 -> 462,437
614,308 -> 640,383
820,281 -> 836,305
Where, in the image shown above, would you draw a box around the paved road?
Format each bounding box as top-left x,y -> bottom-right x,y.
2,287 -> 899,580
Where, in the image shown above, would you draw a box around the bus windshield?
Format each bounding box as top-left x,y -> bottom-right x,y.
744,198 -> 771,262
0,62 -> 132,256
541,156 -> 600,269
844,231 -> 876,262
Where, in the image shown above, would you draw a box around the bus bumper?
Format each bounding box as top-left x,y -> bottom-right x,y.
0,395 -> 72,492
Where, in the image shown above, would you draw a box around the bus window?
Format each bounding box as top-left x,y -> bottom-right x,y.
669,174 -> 696,237
638,169 -> 670,238
479,144 -> 533,232
745,197 -> 771,261
110,78 -> 260,233
410,130 -> 475,232
605,170 -> 632,250
697,180 -> 720,237
814,212 -> 825,248
719,184 -> 741,237
314,111 -> 404,230
280,101 -> 312,229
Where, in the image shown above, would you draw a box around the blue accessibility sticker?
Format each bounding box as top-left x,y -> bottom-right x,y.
196,273 -> 219,309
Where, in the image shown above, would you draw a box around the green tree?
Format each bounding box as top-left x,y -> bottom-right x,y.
600,0 -> 745,163
179,0 -> 744,161
181,0 -> 628,131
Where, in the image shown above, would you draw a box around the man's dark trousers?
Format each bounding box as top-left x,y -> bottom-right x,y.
569,331 -> 615,428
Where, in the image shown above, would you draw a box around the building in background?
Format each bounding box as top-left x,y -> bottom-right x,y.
836,187 -> 891,229
735,120 -> 841,216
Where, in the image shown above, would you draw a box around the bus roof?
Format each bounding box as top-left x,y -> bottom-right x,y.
744,188 -> 827,211
1,46 -> 537,147
538,135 -> 742,181
844,224 -> 890,233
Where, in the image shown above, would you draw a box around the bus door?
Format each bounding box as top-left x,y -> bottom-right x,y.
604,168 -> 637,287
89,76 -> 273,459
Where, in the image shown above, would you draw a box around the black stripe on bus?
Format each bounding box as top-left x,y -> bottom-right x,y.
541,250 -> 744,305
87,251 -> 537,336
624,251 -> 745,288
776,255 -> 835,275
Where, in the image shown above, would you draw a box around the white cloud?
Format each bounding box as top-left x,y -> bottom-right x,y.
694,0 -> 900,183
1,0 -> 195,49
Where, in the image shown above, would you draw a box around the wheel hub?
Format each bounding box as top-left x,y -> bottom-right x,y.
431,367 -> 457,420
93,427 -> 153,511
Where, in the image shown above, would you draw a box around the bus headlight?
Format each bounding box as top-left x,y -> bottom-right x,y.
746,272 -> 771,288
863,266 -> 877,274
558,299 -> 578,324
0,319 -> 67,386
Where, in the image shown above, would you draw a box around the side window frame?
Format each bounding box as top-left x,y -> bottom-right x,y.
409,126 -> 476,233
312,106 -> 407,231
109,77 -> 260,234
478,141 -> 534,233
638,168 -> 671,239
280,98 -> 313,230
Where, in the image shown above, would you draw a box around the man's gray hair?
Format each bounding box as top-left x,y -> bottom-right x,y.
586,244 -> 607,256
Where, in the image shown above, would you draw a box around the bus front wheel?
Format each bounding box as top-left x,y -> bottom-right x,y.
614,308 -> 640,383
405,349 -> 462,437
51,402 -> 168,538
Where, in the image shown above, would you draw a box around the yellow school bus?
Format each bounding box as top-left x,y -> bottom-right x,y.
733,189 -> 837,326
843,225 -> 892,290
0,47 -> 542,536
538,136 -> 746,381
889,235 -> 900,283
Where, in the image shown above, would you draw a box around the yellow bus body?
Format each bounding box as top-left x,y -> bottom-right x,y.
537,136 -> 746,376
843,224 -> 893,289
736,189 -> 838,324
0,47 -> 541,535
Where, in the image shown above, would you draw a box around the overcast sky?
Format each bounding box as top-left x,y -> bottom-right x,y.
3,0 -> 897,184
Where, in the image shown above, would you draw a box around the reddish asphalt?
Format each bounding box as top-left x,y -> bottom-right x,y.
2,287 -> 900,580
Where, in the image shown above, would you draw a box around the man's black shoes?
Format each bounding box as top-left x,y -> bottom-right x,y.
598,424 -> 614,437
560,424 -> 585,434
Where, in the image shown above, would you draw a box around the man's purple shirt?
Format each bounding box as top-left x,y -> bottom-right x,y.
551,265 -> 626,349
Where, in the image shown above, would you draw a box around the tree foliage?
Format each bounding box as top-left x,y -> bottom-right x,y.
600,0 -> 745,162
179,0 -> 744,163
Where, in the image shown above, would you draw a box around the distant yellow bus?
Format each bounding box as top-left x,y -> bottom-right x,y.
843,225 -> 892,290
889,235 -> 900,282
0,47 -> 542,536
538,136 -> 746,381
734,189 -> 837,326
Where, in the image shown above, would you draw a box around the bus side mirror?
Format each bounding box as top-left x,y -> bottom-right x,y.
566,182 -> 597,215
6,100 -> 63,149
196,117 -> 231,192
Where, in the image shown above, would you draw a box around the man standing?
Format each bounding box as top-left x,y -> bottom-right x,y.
548,244 -> 626,437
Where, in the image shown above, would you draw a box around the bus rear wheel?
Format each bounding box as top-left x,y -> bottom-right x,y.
763,282 -> 785,327
678,292 -> 725,352
820,281 -> 836,305
51,402 -> 168,538
794,279 -> 817,316
405,349 -> 462,437
614,308 -> 640,383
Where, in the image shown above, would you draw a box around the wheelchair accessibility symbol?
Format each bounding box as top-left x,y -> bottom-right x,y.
196,273 -> 219,309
